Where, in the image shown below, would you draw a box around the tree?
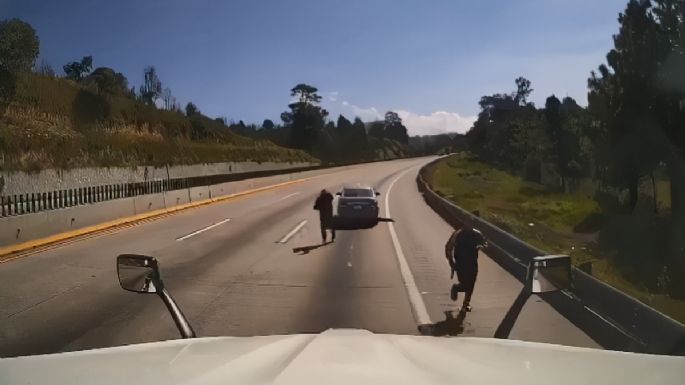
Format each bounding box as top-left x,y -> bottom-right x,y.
384,111 -> 409,144
161,87 -> 173,110
185,102 -> 199,117
281,83 -> 328,151
587,0 -> 685,277
84,67 -> 129,96
369,121 -> 385,138
384,111 -> 402,127
262,119 -> 275,130
0,18 -> 39,72
290,83 -> 322,105
336,115 -> 352,132
139,66 -> 162,106
514,76 -> 533,106
63,56 -> 93,82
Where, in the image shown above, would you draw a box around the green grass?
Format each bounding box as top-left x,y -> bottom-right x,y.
428,153 -> 685,323
0,73 -> 316,171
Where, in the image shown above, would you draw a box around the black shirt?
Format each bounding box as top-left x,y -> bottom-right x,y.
314,193 -> 334,218
448,228 -> 485,269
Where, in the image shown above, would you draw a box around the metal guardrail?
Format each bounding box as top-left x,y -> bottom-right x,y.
0,179 -> 189,217
417,159 -> 685,355
0,165 -> 323,218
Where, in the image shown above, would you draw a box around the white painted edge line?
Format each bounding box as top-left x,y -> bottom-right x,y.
275,192 -> 301,202
176,218 -> 231,241
278,220 -> 308,244
385,167 -> 431,325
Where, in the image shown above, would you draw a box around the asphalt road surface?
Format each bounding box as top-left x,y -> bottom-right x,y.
0,157 -> 599,357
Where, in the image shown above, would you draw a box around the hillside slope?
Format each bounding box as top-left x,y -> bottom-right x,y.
0,73 -> 316,171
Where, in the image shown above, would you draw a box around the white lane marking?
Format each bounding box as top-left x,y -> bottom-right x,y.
275,192 -> 300,203
176,218 -> 231,241
385,167 -> 431,325
278,220 -> 308,244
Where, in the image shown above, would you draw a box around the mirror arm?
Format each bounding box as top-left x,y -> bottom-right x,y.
158,288 -> 196,338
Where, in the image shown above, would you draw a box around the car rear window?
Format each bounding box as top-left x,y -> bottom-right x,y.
343,188 -> 374,197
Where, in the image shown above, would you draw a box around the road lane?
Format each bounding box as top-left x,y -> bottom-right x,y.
388,163 -> 598,347
0,157 -> 598,357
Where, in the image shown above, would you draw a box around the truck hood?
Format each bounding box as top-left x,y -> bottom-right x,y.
1,329 -> 683,385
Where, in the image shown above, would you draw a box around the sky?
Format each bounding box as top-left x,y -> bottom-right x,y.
1,0 -> 628,135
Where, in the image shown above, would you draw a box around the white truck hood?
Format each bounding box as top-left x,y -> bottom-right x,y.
1,329 -> 683,385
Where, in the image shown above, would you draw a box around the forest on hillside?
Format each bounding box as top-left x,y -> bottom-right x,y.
462,0 -> 685,298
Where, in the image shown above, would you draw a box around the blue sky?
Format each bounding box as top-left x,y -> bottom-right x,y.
1,0 -> 627,135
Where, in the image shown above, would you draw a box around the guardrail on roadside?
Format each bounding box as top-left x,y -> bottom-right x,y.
0,165 -> 322,218
417,158 -> 685,356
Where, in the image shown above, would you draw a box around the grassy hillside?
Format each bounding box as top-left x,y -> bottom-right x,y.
0,73 -> 316,171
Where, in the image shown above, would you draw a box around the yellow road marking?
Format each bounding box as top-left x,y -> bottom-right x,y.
0,177 -> 312,263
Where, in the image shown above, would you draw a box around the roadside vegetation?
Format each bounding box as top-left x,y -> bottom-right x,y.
429,153 -> 685,323
0,19 -> 413,172
428,0 -> 685,322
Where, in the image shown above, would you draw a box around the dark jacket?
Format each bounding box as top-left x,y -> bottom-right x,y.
445,227 -> 486,272
314,192 -> 334,221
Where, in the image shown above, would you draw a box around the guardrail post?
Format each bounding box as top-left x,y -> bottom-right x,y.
19,194 -> 24,214
30,193 -> 35,212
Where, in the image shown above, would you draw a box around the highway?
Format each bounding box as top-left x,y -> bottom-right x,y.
0,157 -> 598,358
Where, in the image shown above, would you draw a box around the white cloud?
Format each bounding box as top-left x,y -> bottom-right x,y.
341,101 -> 383,121
327,91 -> 339,102
333,96 -> 475,136
395,110 -> 476,136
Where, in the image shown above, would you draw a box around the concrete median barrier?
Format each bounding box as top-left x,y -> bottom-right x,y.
132,194 -> 166,215
188,186 -> 211,202
163,189 -> 190,207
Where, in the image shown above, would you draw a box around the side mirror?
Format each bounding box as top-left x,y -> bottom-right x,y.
117,254 -> 162,293
375,192 -> 381,196
116,254 -> 196,338
336,192 -> 342,196
527,255 -> 571,294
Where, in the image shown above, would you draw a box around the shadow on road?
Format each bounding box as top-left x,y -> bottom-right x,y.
418,309 -> 468,336
292,242 -> 333,255
332,217 -> 394,230
494,286 -> 531,339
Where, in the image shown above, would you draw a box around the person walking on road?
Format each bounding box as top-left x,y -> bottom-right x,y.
314,189 -> 336,244
445,212 -> 487,312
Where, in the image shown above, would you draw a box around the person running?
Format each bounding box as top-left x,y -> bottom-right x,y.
314,189 -> 336,244
445,212 -> 487,311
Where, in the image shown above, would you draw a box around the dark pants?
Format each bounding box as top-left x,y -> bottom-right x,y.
320,214 -> 335,242
455,265 -> 478,304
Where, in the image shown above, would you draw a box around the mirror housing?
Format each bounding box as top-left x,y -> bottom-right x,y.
335,192 -> 342,196
527,255 -> 571,294
375,191 -> 381,196
117,254 -> 163,293
116,254 -> 196,338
